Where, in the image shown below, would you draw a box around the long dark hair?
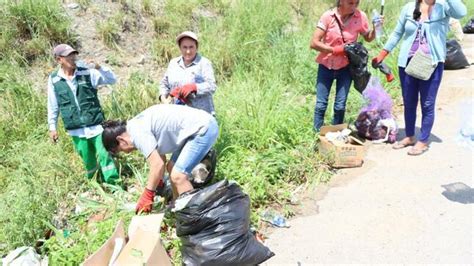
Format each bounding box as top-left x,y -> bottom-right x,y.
413,0 -> 422,21
102,120 -> 127,153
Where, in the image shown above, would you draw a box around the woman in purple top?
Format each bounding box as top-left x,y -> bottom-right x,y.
373,0 -> 466,155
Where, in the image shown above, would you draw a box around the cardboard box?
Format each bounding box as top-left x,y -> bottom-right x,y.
83,213 -> 172,266
319,124 -> 365,168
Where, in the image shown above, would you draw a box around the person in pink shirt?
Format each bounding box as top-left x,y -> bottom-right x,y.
310,0 -> 382,131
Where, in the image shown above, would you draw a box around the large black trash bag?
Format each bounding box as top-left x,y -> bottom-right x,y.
344,42 -> 371,93
463,17 -> 474,34
175,180 -> 274,265
445,39 -> 470,70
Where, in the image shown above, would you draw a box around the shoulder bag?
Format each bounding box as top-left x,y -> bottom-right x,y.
404,26 -> 437,80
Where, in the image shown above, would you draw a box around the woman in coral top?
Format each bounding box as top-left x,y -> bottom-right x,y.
310,0 -> 381,131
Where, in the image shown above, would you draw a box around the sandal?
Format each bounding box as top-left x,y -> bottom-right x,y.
392,140 -> 415,150
407,146 -> 429,156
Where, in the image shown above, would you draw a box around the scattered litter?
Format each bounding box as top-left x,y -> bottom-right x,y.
325,128 -> 351,145
462,17 -> 474,34
355,77 -> 397,143
456,100 -> 474,149
2,247 -> 47,266
261,210 -> 290,228
66,3 -> 80,9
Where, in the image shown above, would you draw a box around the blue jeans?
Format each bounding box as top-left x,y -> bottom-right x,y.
313,64 -> 352,131
171,118 -> 219,176
399,62 -> 444,143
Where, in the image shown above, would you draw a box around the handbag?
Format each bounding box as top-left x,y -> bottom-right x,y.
333,15 -> 371,93
404,26 -> 437,80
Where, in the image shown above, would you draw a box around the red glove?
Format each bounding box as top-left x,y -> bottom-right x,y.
136,188 -> 155,214
372,50 -> 389,66
332,45 -> 346,55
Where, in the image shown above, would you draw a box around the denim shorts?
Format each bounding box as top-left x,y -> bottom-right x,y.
171,118 -> 218,176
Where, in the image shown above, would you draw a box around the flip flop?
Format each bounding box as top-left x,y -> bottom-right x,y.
392,141 -> 415,150
407,146 -> 429,156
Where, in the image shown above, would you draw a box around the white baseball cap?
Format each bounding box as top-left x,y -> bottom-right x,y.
176,31 -> 198,45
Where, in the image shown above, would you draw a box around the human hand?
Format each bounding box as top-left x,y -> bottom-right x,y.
49,131 -> 58,143
160,95 -> 173,104
371,50 -> 389,67
332,45 -> 346,55
136,188 -> 155,214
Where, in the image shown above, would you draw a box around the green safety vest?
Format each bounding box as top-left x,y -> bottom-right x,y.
51,67 -> 104,130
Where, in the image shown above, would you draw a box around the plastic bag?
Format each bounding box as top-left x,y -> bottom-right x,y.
344,42 -> 371,93
444,39 -> 470,70
355,77 -> 397,143
462,17 -> 474,34
175,180 -> 274,265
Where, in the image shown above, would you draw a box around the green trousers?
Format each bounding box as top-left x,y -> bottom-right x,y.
71,134 -> 120,185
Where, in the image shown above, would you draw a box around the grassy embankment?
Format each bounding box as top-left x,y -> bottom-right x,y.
2,0 -> 471,264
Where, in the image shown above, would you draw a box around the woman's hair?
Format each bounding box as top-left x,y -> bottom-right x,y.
101,120 -> 127,153
413,0 -> 422,21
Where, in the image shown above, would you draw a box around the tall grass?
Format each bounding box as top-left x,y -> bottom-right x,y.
2,0 -> 470,262
0,0 -> 76,62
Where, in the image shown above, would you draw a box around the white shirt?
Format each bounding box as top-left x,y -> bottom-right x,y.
47,66 -> 116,138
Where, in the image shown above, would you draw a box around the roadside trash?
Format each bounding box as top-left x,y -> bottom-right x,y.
455,100 -> 474,149
463,17 -> 474,34
355,77 -> 397,143
83,214 -> 172,266
326,128 -> 352,145
344,42 -> 371,93
261,210 -> 290,228
174,180 -> 274,265
319,124 -> 365,168
445,39 -> 470,70
2,247 -> 47,266
449,18 -> 464,41
190,148 -> 216,188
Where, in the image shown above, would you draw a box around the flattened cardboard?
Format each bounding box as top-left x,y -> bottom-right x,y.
319,124 -> 365,168
83,220 -> 126,266
82,214 -> 171,266
113,228 -> 171,266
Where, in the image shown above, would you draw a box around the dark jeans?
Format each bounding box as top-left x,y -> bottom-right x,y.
313,64 -> 352,131
399,62 -> 444,143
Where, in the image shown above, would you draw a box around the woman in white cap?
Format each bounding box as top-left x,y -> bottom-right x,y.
159,31 -> 217,116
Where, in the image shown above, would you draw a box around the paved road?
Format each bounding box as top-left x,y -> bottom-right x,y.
265,35 -> 474,264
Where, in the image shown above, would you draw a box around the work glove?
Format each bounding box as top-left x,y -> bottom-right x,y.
170,83 -> 197,99
372,49 -> 389,66
136,188 -> 155,214
332,45 -> 346,55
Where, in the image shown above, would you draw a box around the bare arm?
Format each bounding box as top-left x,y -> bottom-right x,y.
310,27 -> 333,54
145,150 -> 167,191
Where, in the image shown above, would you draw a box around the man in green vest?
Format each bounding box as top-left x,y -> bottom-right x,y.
47,44 -> 120,185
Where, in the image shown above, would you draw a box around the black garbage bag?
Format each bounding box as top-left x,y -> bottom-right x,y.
175,180 -> 274,265
344,42 -> 371,93
445,39 -> 470,70
463,17 -> 474,34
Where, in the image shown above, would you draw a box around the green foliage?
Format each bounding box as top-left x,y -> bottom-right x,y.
96,18 -> 121,48
0,0 -> 76,62
0,139 -> 84,254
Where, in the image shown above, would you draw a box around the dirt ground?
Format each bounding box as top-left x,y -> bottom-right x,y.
264,35 -> 474,264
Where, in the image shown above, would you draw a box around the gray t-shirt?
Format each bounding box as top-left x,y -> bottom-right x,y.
127,104 -> 213,158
